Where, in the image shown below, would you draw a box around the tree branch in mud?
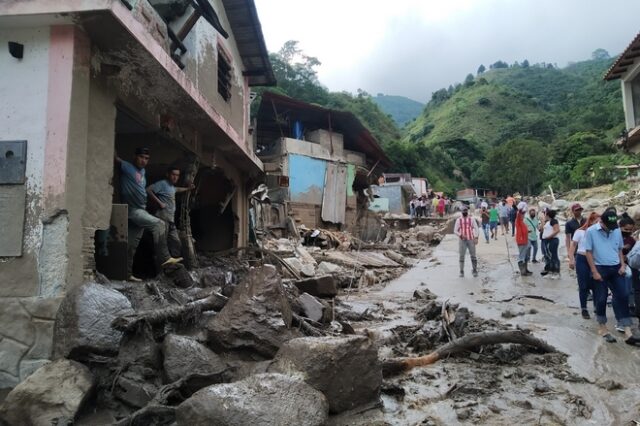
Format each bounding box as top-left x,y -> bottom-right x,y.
111,292 -> 228,332
382,329 -> 556,377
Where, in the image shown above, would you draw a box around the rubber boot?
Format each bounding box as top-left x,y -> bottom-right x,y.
459,261 -> 465,277
518,261 -> 526,276
472,259 -> 478,277
524,261 -> 533,276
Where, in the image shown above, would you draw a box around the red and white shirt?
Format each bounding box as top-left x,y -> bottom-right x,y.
454,216 -> 479,240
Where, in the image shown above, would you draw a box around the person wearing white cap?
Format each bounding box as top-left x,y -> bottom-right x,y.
515,201 -> 533,276
454,206 -> 479,277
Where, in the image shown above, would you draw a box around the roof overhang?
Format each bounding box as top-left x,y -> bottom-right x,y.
605,32 -> 640,81
222,0 -> 276,86
256,92 -> 392,168
0,0 -> 264,174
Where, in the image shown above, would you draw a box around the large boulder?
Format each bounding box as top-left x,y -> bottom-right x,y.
53,282 -> 134,358
162,334 -> 229,383
0,359 -> 94,426
269,335 -> 382,414
175,373 -> 328,426
206,265 -> 300,357
415,225 -> 437,242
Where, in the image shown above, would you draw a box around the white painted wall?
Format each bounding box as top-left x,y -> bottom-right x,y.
0,27 -> 50,254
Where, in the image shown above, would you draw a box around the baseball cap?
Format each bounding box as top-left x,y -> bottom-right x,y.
571,203 -> 583,212
602,208 -> 618,229
135,147 -> 150,155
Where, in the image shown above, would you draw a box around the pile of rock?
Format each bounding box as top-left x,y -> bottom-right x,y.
0,264 -> 382,425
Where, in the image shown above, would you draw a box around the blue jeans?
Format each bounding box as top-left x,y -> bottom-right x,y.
528,239 -> 538,261
593,264 -> 632,326
128,207 -> 171,274
518,242 -> 530,263
542,238 -> 560,272
575,254 -> 594,311
482,223 -> 490,242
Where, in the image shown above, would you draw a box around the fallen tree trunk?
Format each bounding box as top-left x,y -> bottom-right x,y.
382,329 -> 556,377
111,292 -> 228,332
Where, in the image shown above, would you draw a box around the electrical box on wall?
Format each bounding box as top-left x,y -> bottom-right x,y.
0,140 -> 27,184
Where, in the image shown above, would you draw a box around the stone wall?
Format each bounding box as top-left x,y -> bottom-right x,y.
0,297 -> 62,388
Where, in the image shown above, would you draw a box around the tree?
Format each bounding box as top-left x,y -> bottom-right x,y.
491,60 -> 509,69
484,139 -> 548,194
464,73 -> 475,87
591,48 -> 610,61
477,64 -> 486,75
522,59 -> 530,68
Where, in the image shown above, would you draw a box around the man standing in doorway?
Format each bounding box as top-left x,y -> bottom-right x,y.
147,166 -> 195,258
454,206 -> 479,277
116,148 -> 182,281
565,203 -> 585,257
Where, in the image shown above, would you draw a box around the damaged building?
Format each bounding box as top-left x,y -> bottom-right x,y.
255,92 -> 392,240
0,0 -> 274,389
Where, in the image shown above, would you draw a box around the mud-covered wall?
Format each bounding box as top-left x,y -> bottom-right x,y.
176,0 -> 248,145
0,25 -> 117,389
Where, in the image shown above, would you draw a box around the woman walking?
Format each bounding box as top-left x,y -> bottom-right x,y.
568,212 -> 599,319
541,209 -> 561,276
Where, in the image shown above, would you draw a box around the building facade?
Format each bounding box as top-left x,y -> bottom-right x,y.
0,0 -> 273,388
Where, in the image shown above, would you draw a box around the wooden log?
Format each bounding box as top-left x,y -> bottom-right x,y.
382,329 -> 556,377
111,292 -> 228,332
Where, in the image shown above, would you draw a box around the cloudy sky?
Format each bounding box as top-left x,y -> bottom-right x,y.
254,0 -> 640,103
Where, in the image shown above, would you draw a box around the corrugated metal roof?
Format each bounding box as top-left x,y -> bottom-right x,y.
222,0 -> 276,86
257,92 -> 392,168
604,31 -> 640,81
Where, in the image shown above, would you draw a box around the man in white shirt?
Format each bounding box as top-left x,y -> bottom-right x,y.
454,206 -> 479,277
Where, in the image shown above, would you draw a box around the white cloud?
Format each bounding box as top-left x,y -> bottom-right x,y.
255,0 -> 640,102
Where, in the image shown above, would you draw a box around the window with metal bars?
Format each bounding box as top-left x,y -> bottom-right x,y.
218,50 -> 232,102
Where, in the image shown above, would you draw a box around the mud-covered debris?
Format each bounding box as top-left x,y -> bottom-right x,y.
113,373 -> 158,408
317,261 -> 343,275
413,288 -> 437,300
415,301 -> 443,321
294,275 -> 338,297
596,379 -> 624,391
176,373 -> 328,426
533,379 -> 551,393
163,263 -> 194,288
53,282 -> 134,359
0,359 -> 94,426
206,265 -> 300,357
298,292 -> 325,322
269,335 -> 382,414
162,335 -> 229,383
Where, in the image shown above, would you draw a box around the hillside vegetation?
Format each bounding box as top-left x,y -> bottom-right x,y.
372,94 -> 424,126
393,54 -> 631,194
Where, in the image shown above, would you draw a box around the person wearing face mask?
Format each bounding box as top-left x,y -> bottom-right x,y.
541,209 -> 561,276
568,212 -> 599,319
619,213 -> 638,320
454,206 -> 479,277
480,206 -> 491,243
584,208 -> 639,345
525,208 -> 540,263
515,201 -> 533,276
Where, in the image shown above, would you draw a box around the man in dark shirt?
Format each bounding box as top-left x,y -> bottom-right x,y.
116,147 -> 182,281
565,203 -> 585,254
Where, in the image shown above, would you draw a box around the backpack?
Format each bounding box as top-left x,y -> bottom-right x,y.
627,242 -> 640,270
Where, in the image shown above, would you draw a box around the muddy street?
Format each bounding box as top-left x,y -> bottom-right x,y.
341,233 -> 640,425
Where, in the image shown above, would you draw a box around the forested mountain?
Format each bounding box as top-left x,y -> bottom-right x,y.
257,43 -> 634,195
372,94 -> 424,126
393,54 -> 634,194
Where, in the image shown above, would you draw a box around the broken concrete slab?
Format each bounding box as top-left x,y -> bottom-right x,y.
175,373 -> 328,426
284,257 -> 316,278
294,275 -> 338,298
269,335 -> 382,414
0,359 -> 94,426
321,251 -> 401,268
53,282 -> 134,359
317,261 -> 343,275
162,334 -> 229,383
206,265 -> 300,357
298,292 -> 324,322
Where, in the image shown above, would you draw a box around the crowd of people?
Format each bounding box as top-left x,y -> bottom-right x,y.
451,195 -> 640,347
409,193 -> 452,218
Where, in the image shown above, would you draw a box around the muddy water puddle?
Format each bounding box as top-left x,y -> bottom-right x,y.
341,235 -> 640,425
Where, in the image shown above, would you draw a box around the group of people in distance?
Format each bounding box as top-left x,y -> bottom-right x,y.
115,147 -> 194,282
454,197 -> 640,347
409,193 -> 449,218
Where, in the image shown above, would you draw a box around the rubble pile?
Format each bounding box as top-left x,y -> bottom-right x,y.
0,223 -> 447,425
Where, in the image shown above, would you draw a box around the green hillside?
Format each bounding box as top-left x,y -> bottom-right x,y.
372,94 -> 424,126
389,56 -> 628,194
